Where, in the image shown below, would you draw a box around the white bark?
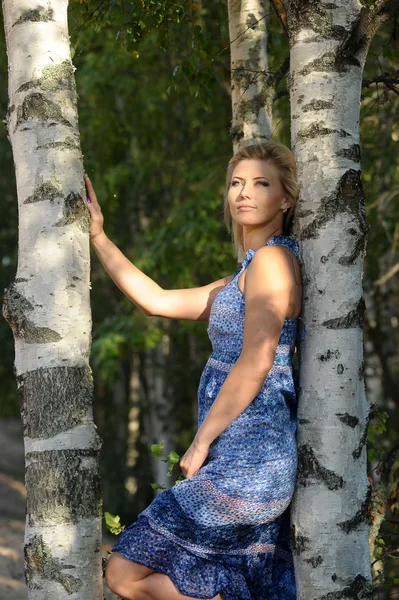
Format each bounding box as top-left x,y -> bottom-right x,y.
2,0 -> 103,597
228,0 -> 272,151
286,1 -> 388,597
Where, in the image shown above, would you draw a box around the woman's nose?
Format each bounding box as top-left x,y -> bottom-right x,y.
240,184 -> 251,198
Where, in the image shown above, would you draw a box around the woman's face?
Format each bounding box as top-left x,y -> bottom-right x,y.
227,159 -> 289,228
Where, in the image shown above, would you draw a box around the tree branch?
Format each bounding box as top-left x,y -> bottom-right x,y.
371,0 -> 399,26
269,0 -> 289,38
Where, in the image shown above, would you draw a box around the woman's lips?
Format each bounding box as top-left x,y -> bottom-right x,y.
237,206 -> 255,211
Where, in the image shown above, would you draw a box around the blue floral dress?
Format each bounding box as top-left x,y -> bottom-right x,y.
112,234 -> 305,600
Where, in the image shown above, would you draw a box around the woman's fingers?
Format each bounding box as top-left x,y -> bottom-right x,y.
84,173 -> 105,240
84,173 -> 99,206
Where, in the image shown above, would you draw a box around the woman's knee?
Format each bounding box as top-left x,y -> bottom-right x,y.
105,553 -> 124,594
105,552 -> 154,597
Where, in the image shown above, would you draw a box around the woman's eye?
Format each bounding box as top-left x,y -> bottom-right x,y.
231,180 -> 240,186
257,181 -> 269,186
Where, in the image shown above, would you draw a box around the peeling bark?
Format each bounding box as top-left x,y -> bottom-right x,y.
1,0 -> 103,597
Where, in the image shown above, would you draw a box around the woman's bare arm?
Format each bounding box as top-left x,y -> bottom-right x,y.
91,232 -> 230,321
194,245 -> 296,447
180,245 -> 299,477
85,175 -> 231,321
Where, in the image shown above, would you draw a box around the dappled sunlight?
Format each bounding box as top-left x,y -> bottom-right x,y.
0,474 -> 26,499
0,575 -> 26,589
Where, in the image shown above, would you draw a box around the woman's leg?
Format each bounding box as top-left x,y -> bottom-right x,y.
105,552 -> 222,600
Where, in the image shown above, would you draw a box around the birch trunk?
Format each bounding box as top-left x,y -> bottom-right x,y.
286,0 -> 398,596
228,0 -> 271,150
1,0 -> 103,598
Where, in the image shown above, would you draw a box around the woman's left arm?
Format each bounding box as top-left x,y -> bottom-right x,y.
180,245 -> 296,478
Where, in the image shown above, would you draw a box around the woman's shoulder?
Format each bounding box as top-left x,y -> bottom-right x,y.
264,234 -> 299,257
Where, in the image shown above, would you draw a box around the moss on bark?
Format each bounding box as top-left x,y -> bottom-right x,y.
25,534 -> 82,593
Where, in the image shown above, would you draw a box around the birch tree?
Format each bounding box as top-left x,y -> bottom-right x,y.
1,1 -> 103,598
285,1 -> 399,597
228,0 -> 272,151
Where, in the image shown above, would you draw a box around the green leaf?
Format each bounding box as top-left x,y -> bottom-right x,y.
150,482 -> 166,490
151,441 -> 165,460
104,511 -> 125,535
167,450 -> 180,464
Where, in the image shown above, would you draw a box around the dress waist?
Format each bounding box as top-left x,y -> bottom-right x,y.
207,346 -> 294,373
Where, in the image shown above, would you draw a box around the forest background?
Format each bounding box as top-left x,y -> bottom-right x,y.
0,0 -> 398,596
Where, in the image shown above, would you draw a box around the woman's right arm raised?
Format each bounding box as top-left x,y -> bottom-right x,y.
85,174 -> 230,322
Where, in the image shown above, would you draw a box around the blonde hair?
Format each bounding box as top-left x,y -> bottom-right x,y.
223,141 -> 300,262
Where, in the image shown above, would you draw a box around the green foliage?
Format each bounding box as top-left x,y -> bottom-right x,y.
103,440 -> 183,537
91,314 -> 163,386
367,406 -> 389,464
104,511 -> 125,535
150,440 -> 165,461
150,439 -> 184,488
69,0 -> 227,108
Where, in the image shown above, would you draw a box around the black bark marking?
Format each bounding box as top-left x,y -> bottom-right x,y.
336,7 -> 376,71
297,121 -> 350,140
336,144 -> 361,163
231,66 -> 257,90
300,169 -> 368,251
25,449 -> 102,526
16,92 -> 72,129
337,363 -> 344,374
322,297 -> 365,330
337,484 -> 372,532
358,360 -> 364,379
248,38 -> 264,67
304,554 -> 323,567
229,125 -> 244,143
2,284 -> 61,343
245,11 -> 260,31
299,418 -> 310,424
54,192 -> 90,232
25,534 -> 82,593
319,574 -> 372,599
238,93 -> 265,122
352,403 -> 377,460
302,99 -> 334,112
287,3 -> 357,50
297,208 -> 313,219
23,182 -> 62,204
297,444 -> 344,490
299,52 -> 349,76
16,60 -> 76,94
319,349 -> 340,362
36,136 -> 80,151
17,366 -> 97,439
12,7 -> 54,27
290,524 -> 310,555
336,413 -> 359,428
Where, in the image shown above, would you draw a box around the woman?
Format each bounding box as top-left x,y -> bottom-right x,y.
85,140 -> 304,600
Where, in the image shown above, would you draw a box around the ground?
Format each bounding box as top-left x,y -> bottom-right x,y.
0,418 -> 118,599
